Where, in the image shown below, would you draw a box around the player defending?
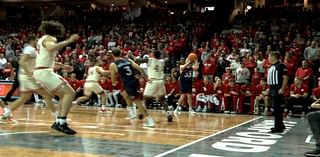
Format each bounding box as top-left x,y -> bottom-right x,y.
143,51 -> 172,122
0,35 -> 56,124
174,57 -> 199,114
73,56 -> 110,113
109,48 -> 155,127
33,21 -> 79,135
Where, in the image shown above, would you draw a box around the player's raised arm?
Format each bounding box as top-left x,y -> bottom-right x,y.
96,67 -> 110,75
180,58 -> 191,73
43,34 -> 79,52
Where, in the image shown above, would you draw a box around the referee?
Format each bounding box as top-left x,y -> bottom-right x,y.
267,51 -> 288,133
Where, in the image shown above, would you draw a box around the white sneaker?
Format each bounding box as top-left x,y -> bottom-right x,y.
143,117 -> 155,127
125,106 -> 136,119
115,104 -> 122,108
196,106 -> 202,112
189,108 -> 196,114
107,103 -> 114,107
202,106 -> 208,113
0,115 -> 17,124
174,106 -> 181,114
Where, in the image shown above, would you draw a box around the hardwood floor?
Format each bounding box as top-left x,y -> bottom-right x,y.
0,104 -> 255,157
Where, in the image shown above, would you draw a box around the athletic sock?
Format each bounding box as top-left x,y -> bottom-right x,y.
3,107 -> 11,116
58,117 -> 67,125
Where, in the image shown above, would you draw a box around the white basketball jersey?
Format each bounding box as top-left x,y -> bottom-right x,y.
20,45 -> 36,74
35,35 -> 57,68
86,66 -> 102,82
147,58 -> 164,80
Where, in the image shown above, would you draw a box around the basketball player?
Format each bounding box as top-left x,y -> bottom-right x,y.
143,51 -> 172,122
0,35 -> 56,124
174,58 -> 199,114
109,48 -> 155,127
33,21 -> 79,135
73,56 -> 110,113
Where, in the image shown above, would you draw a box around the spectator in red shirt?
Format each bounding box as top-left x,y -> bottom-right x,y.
245,56 -> 257,75
68,73 -> 81,91
255,78 -> 270,115
202,58 -> 216,81
195,77 -> 214,112
223,78 -> 239,113
251,68 -> 262,86
222,67 -> 233,85
99,76 -> 113,106
192,78 -> 203,108
295,60 -> 313,86
288,77 -> 308,116
239,80 -> 255,114
165,75 -> 180,109
283,54 -> 295,84
311,81 -> 320,103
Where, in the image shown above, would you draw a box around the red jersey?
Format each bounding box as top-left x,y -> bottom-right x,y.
214,84 -> 224,96
284,61 -> 295,77
223,84 -> 240,96
245,61 -> 257,74
68,78 -> 80,90
312,87 -> 320,97
203,83 -> 214,95
255,84 -> 269,96
240,84 -> 255,95
192,79 -> 203,94
99,79 -> 112,91
251,72 -> 262,86
222,72 -> 233,85
290,84 -> 308,95
295,67 -> 313,84
202,60 -> 216,76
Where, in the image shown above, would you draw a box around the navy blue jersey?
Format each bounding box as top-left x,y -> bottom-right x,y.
114,59 -> 136,83
179,66 -> 193,93
180,67 -> 193,85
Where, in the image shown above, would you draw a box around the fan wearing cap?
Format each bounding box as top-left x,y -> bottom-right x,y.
223,77 -> 240,114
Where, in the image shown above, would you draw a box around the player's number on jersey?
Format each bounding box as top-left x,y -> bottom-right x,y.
184,72 -> 192,78
124,66 -> 132,76
154,65 -> 160,72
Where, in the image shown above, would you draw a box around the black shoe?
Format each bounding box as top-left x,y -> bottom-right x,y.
51,122 -> 77,135
305,149 -> 320,157
271,127 -> 283,133
138,114 -> 144,120
167,115 -> 173,122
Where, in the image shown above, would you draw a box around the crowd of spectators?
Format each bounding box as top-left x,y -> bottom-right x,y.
0,5 -> 320,116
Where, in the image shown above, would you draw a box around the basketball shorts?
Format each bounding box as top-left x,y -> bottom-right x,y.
18,74 -> 41,93
33,69 -> 67,92
123,79 -> 139,98
143,80 -> 166,97
84,82 -> 104,95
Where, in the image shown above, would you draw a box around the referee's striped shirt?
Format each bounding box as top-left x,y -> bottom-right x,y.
267,61 -> 288,86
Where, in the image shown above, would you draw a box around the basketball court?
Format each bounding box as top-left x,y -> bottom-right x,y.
0,105 -> 313,157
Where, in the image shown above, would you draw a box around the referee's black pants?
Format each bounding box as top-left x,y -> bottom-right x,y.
271,93 -> 285,130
